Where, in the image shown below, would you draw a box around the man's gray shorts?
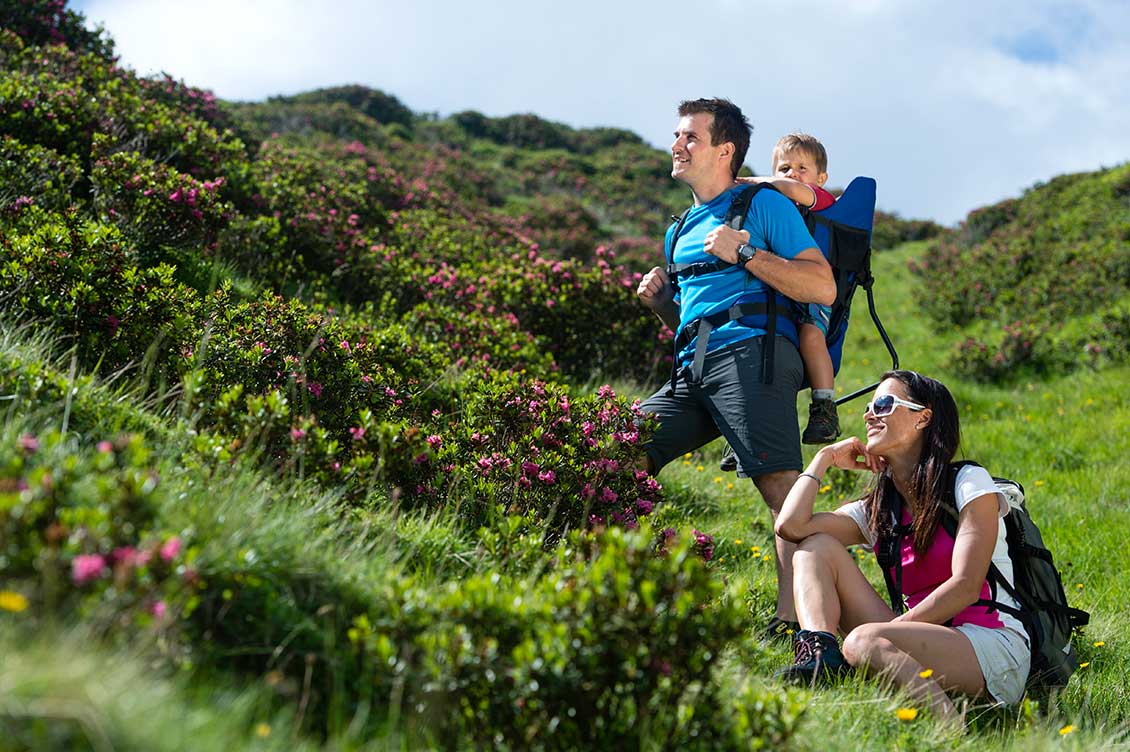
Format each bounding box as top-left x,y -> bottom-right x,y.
640,335 -> 803,478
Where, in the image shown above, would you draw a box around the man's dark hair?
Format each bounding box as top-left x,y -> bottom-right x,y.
677,98 -> 751,179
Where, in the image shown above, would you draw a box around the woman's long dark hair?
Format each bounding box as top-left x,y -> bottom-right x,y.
865,370 -> 961,554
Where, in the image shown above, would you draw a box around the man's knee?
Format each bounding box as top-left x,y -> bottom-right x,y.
752,469 -> 800,512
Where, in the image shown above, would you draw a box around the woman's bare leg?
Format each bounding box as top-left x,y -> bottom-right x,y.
843,622 -> 986,723
791,533 -> 894,633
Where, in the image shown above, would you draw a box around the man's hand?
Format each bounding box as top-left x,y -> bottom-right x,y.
637,266 -> 674,309
703,227 -> 751,265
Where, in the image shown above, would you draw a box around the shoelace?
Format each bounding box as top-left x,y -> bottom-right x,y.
793,636 -> 815,664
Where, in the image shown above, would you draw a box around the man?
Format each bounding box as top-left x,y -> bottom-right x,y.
637,98 -> 835,636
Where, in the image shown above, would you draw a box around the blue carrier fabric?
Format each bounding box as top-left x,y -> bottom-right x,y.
804,176 -> 877,377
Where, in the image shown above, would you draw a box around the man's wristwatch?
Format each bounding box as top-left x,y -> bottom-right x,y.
735,243 -> 757,267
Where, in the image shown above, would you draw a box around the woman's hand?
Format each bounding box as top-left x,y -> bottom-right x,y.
819,436 -> 883,474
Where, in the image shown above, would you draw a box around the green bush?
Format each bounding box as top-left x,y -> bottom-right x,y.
0,206 -> 199,380
0,136 -> 81,211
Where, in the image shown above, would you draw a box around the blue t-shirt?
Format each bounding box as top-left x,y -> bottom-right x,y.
666,185 -> 818,365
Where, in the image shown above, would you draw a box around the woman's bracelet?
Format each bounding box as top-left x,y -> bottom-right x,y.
798,471 -> 823,483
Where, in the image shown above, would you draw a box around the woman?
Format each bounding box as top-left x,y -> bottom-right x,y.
774,370 -> 1030,722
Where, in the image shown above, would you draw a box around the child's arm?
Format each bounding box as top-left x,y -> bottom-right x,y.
736,176 -> 823,208
745,177 -> 835,210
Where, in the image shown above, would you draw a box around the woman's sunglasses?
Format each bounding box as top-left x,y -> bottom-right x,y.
864,394 -> 927,418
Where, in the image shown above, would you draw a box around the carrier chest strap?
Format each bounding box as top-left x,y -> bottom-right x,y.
671,301 -> 797,390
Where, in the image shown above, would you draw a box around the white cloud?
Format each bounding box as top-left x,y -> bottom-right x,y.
74,0 -> 1130,224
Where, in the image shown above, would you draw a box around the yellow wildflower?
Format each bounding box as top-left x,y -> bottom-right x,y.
1079,662 -> 1090,668
1059,724 -> 1076,736
0,590 -> 29,613
1093,641 -> 1105,647
895,708 -> 918,721
255,723 -> 271,738
918,668 -> 933,679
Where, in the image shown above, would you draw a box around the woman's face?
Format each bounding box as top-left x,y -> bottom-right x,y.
863,378 -> 931,457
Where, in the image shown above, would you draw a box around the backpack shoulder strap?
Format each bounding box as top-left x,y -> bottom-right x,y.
724,182 -> 778,232
665,208 -> 692,271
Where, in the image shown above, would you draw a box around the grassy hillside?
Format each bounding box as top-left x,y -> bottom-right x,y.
2,2 -> 1129,750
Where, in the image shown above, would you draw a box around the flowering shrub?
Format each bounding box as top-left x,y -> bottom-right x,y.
0,429 -> 197,626
91,138 -> 233,254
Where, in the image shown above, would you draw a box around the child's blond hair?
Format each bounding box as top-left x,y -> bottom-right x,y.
771,133 -> 828,174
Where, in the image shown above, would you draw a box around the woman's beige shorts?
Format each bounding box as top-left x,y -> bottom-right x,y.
955,624 -> 1031,705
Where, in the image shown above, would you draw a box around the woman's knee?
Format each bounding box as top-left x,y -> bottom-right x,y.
842,623 -> 887,668
793,532 -> 841,557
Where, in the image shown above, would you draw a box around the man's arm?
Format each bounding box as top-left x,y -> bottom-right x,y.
637,266 -> 681,332
702,227 -> 835,305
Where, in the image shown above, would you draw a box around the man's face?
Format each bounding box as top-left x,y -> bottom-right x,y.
670,113 -> 728,184
773,148 -> 828,187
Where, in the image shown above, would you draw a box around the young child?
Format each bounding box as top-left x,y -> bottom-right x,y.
752,133 -> 839,443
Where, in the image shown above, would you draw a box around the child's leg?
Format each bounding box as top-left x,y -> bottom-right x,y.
799,323 -> 834,392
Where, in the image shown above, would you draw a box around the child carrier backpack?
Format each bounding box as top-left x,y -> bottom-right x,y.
876,461 -> 1090,693
662,179 -> 898,404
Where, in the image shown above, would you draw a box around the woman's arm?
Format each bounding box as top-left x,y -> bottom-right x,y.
892,493 -> 999,625
775,438 -> 877,546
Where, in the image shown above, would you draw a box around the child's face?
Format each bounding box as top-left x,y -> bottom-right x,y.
773,149 -> 828,187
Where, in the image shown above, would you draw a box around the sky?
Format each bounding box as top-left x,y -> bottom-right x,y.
71,0 -> 1130,225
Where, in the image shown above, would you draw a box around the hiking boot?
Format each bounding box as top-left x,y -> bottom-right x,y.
776,630 -> 852,685
760,616 -> 801,645
719,443 -> 738,472
802,398 -> 840,445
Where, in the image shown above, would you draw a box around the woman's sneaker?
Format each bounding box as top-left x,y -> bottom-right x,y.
802,398 -> 840,444
776,630 -> 852,685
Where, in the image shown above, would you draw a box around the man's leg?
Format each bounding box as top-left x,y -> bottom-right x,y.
753,469 -> 800,621
638,377 -> 720,478
698,336 -> 805,622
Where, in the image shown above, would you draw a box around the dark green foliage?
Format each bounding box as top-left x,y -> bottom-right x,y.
284,84 -> 415,128
0,205 -> 199,380
870,208 -> 944,250
0,0 -> 115,60
913,164 -> 1130,381
0,136 -> 81,210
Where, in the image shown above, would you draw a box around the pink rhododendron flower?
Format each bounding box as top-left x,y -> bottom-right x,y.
72,554 -> 107,585
18,434 -> 39,453
521,461 -> 539,476
290,428 -> 306,441
97,440 -> 113,453
150,600 -> 167,619
307,382 -> 323,398
538,470 -> 556,484
597,385 -> 616,399
601,487 -> 618,504
112,546 -> 139,567
159,537 -> 182,563
636,500 -> 654,515
349,426 -> 365,441
426,434 -> 443,449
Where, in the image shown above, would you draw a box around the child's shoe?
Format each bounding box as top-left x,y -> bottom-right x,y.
719,444 -> 738,472
802,398 -> 840,444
